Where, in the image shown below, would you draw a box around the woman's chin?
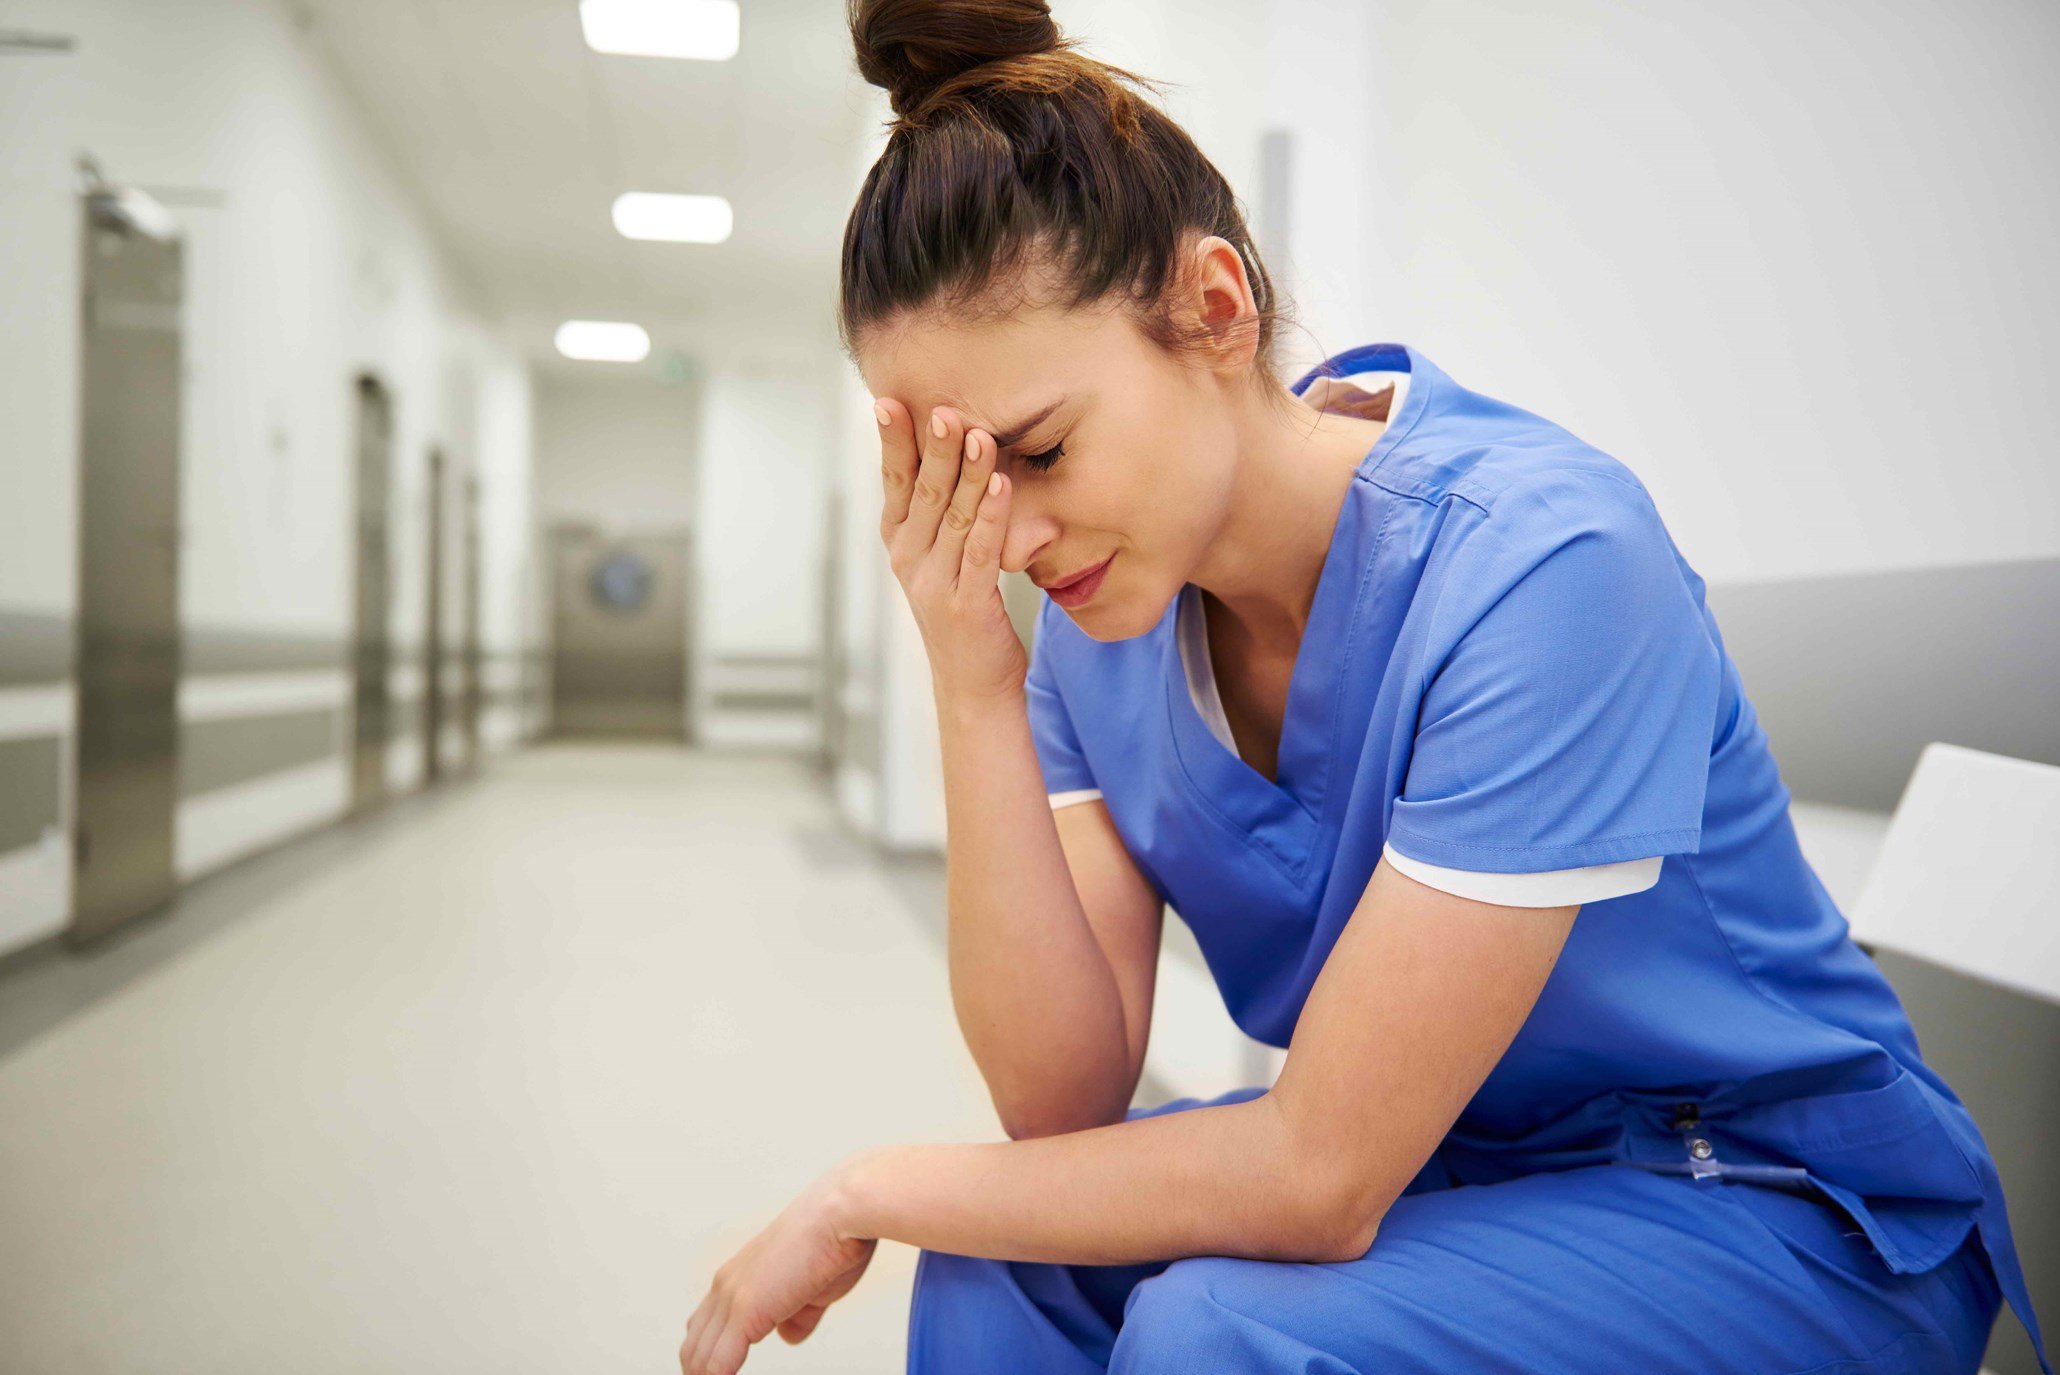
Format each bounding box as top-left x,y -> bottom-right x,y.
1065,594 -> 1158,643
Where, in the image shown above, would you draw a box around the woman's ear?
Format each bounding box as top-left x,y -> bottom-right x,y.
1185,234 -> 1264,365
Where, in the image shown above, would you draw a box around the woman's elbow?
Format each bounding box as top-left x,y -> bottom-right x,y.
1309,1210 -> 1382,1264
1289,1170 -> 1391,1263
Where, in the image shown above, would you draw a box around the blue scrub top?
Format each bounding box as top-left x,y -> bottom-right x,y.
1024,342 -> 2049,1370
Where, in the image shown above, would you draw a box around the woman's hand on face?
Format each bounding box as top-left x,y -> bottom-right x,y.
875,398 -> 1028,703
678,1170 -> 878,1375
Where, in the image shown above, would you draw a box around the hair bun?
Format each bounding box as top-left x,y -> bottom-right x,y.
849,0 -> 1066,119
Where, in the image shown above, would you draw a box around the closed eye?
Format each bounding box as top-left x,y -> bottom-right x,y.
1019,440 -> 1065,472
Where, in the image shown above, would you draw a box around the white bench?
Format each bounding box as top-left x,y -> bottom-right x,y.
1839,743 -> 2059,1374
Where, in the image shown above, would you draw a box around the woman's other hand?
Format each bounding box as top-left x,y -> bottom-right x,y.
875,397 -> 1027,703
678,1166 -> 878,1375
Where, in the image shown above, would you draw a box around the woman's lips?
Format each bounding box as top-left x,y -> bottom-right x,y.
1046,554 -> 1113,609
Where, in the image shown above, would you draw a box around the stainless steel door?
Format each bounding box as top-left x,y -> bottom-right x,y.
350,375 -> 394,812
71,188 -> 182,943
459,471 -> 482,769
421,446 -> 445,784
549,527 -> 688,739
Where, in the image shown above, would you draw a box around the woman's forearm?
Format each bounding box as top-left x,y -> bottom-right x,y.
831,1092 -> 1369,1267
933,687 -> 1136,1137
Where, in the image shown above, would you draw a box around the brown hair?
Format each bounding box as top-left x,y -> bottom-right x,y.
838,0 -> 1297,406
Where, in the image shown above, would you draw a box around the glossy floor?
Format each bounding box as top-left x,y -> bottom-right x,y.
0,742 -> 994,1373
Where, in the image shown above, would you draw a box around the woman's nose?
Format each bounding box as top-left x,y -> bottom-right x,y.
1000,509 -> 1056,578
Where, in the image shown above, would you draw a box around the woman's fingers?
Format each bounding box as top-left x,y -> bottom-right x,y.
682,1289 -> 712,1358
932,426 -> 992,572
900,405 -> 965,554
773,1246 -> 869,1345
959,467 -> 1008,589
707,1325 -> 748,1375
776,1304 -> 826,1344
683,1288 -> 730,1374
874,401 -> 988,579
681,1300 -> 712,1373
874,397 -> 917,534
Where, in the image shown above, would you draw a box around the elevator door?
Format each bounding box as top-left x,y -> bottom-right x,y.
350,376 -> 394,812
71,188 -> 183,943
549,528 -> 689,738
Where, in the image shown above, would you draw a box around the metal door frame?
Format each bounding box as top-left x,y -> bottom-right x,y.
349,373 -> 394,813
69,173 -> 183,943
421,445 -> 445,784
459,469 -> 482,770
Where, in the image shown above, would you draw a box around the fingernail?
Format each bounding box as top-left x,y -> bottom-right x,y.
930,411 -> 948,439
963,432 -> 981,463
873,400 -> 890,426
987,471 -> 1001,497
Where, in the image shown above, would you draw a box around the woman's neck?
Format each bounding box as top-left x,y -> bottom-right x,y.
1187,385 -> 1390,654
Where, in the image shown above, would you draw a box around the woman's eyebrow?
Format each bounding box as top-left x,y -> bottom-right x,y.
987,395 -> 1068,449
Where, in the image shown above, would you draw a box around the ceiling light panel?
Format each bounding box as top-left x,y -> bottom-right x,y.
555,321 -> 652,362
612,192 -> 732,243
579,0 -> 740,60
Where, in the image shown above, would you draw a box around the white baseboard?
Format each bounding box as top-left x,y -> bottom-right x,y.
175,757 -> 348,883
0,834 -> 69,956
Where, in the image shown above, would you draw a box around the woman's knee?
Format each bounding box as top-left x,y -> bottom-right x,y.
1110,1256 -> 1358,1373
908,1246 -> 1012,1328
906,1249 -> 1015,1371
1106,1260 -> 1226,1371
1109,1254 -> 1427,1375
908,1248 -> 1118,1375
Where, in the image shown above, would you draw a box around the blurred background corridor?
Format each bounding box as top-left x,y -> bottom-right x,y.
1,1 -> 2056,1370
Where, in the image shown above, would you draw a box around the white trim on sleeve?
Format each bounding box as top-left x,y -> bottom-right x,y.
1381,840 -> 1663,907
1048,788 -> 1104,811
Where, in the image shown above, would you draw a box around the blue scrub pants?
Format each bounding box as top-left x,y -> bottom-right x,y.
907,1087 -> 2002,1374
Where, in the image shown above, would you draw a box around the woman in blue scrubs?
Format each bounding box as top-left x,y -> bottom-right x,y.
677,4 -> 2051,1373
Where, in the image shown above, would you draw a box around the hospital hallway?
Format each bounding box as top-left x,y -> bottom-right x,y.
0,743 -> 994,1374
6,2 -> 2057,1371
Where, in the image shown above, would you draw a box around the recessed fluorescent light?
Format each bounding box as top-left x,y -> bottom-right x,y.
579,0 -> 739,60
555,320 -> 651,362
612,192 -> 732,243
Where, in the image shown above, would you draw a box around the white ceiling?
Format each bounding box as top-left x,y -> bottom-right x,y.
299,0 -> 872,371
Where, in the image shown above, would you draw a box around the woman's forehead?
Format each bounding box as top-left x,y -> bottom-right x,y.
861,304 -> 1123,407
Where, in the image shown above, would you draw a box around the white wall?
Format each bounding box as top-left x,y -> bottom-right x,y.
463,335 -> 539,751
1256,0 -> 1387,380
692,367 -> 832,656
1316,0 -> 2060,583
532,369 -> 700,530
0,0 -> 536,954
692,364 -> 835,749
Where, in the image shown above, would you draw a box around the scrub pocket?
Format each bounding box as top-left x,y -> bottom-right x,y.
1716,1177 -> 2002,1375
1718,1067 -> 1988,1277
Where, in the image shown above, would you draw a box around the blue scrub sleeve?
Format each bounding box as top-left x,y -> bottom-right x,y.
1385,474 -> 1722,874
1023,597 -> 1099,796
